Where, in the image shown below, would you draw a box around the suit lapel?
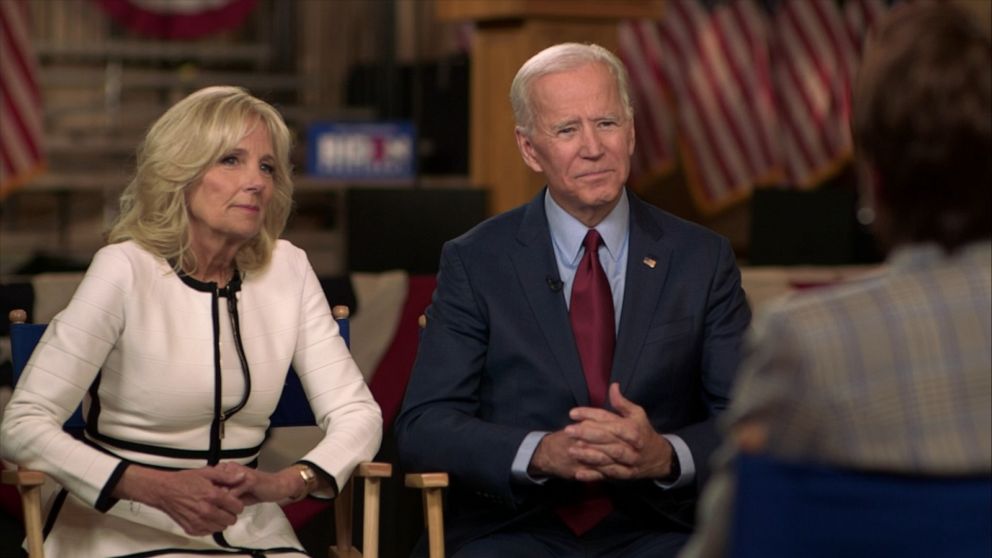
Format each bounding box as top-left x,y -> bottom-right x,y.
510,190 -> 590,406
612,193 -> 671,390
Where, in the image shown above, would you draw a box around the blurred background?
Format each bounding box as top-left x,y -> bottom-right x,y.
3,0 -> 987,276
12,0 -> 983,276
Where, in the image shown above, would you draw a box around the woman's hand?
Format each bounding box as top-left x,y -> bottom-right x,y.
113,465 -> 247,536
213,461 -> 308,505
112,461 -> 322,535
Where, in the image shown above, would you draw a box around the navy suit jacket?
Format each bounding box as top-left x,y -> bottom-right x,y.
395,188 -> 751,552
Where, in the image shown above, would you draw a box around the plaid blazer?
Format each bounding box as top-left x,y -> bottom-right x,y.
682,240 -> 991,558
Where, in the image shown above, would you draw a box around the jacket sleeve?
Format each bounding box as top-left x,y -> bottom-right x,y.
394,241 -> 532,504
0,246 -> 132,510
291,254 -> 383,495
661,235 -> 751,495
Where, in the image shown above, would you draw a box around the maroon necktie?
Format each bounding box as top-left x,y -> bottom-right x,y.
556,229 -> 615,535
569,229 -> 615,406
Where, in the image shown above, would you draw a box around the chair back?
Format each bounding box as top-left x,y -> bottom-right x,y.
730,452 -> 992,558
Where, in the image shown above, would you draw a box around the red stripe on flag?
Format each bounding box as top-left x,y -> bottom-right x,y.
780,3 -> 844,158
659,18 -> 738,203
774,53 -> 823,181
803,2 -> 854,160
775,31 -> 833,173
675,0 -> 758,180
621,22 -> 678,178
810,0 -> 859,159
730,2 -> 783,181
619,21 -> 678,181
711,5 -> 776,173
1,84 -> 41,172
813,0 -> 858,89
0,0 -> 45,198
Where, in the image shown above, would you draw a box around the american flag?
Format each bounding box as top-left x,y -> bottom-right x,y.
620,0 -> 888,215
0,0 -> 45,199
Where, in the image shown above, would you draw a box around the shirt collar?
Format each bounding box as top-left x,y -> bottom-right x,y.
888,240 -> 992,272
545,188 -> 629,266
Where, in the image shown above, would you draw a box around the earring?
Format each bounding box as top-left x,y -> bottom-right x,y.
856,205 -> 875,226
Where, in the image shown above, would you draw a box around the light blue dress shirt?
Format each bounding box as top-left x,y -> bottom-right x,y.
510,188 -> 695,490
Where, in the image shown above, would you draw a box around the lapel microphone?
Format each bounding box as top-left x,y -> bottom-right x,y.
546,275 -> 564,292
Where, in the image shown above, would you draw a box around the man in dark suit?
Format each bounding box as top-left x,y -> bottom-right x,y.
395,43 -> 751,558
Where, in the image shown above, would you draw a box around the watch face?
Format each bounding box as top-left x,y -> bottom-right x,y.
299,466 -> 317,489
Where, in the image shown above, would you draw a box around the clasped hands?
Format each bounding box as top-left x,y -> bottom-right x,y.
113,461 -> 308,536
530,382 -> 675,482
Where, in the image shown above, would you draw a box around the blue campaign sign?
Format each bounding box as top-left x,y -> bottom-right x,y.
307,121 -> 416,181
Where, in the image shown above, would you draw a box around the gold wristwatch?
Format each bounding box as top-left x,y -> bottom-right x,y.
296,464 -> 318,497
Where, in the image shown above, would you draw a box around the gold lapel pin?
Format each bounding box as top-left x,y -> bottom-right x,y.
643,257 -> 657,269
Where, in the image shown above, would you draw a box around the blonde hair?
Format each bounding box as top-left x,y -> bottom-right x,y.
510,43 -> 634,136
108,86 -> 294,273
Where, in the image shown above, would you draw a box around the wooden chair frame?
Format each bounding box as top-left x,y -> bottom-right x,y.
404,472 -> 449,558
404,313 -> 450,558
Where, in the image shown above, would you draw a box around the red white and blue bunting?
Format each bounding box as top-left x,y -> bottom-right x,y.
94,0 -> 259,39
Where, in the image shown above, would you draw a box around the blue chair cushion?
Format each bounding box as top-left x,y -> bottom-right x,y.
731,453 -> 992,558
10,322 -> 86,430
